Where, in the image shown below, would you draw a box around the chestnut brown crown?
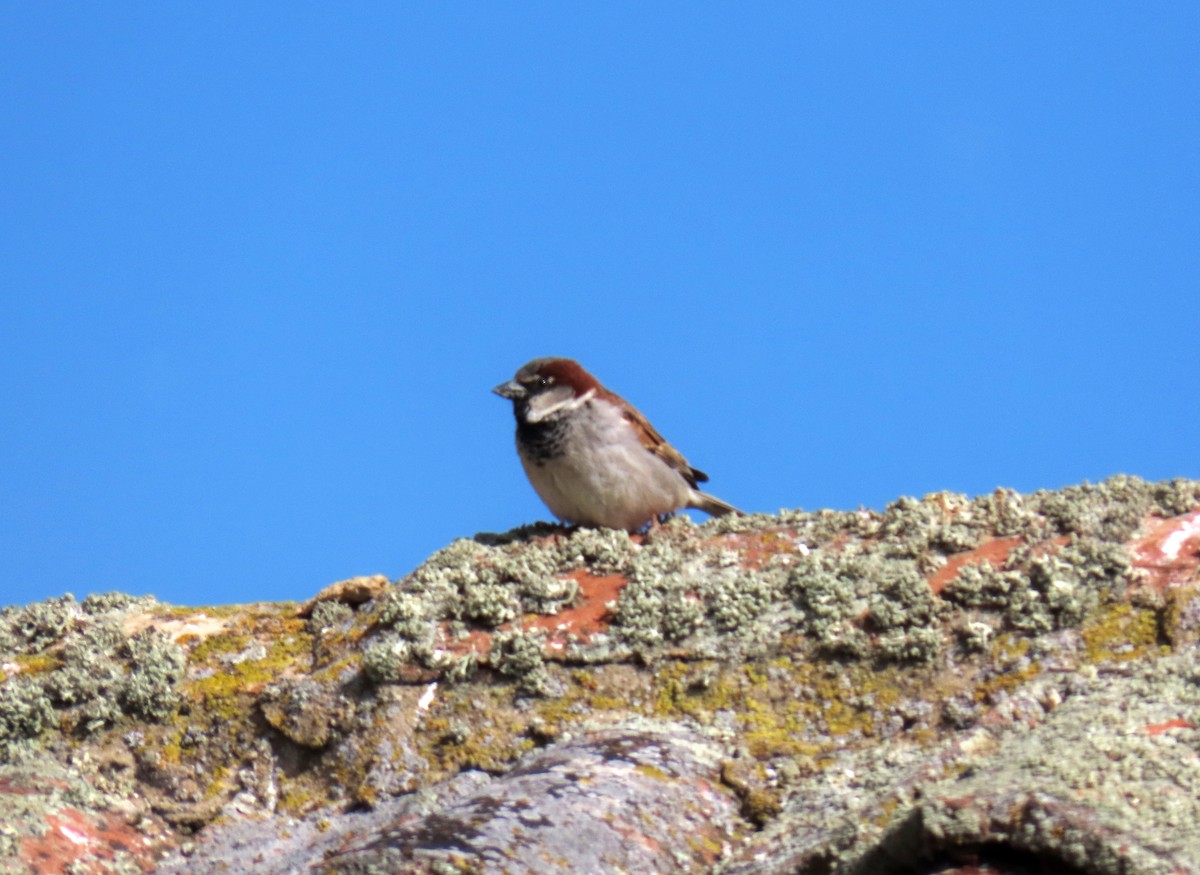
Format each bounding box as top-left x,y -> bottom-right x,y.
492,357 -> 603,401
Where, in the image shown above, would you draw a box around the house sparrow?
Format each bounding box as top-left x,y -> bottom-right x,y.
493,357 -> 741,531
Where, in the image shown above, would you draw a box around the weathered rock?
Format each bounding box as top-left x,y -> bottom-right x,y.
258,678 -> 347,749
721,646 -> 1200,874
0,476 -> 1198,874
297,575 -> 391,619
154,725 -> 738,874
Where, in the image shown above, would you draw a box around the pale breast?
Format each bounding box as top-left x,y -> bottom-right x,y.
518,398 -> 690,529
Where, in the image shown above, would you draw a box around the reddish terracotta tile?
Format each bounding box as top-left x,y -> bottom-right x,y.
20,808 -> 157,874
929,537 -> 1025,595
0,775 -> 67,796
1142,718 -> 1195,736
1128,510 -> 1200,593
522,571 -> 625,642
929,536 -> 1069,595
438,570 -> 629,661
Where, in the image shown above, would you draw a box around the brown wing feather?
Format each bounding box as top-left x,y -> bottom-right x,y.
615,395 -> 707,488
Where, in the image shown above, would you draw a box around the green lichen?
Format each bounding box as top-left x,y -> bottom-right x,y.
0,594 -> 78,653
362,631 -> 424,683
475,524 -> 638,575
489,629 -> 553,696
1034,475 -> 1153,541
944,535 -> 1134,637
515,572 -> 579,616
81,592 -> 155,615
610,573 -> 706,650
0,597 -> 187,753
1150,477 -> 1200,517
971,487 -> 1041,537
942,560 -> 1017,611
608,534 -> 796,657
357,528 -> 637,682
603,477 -> 1152,665
786,559 -> 867,658
361,591 -> 441,682
459,582 -> 521,626
354,478 -> 1199,675
374,591 -> 431,630
119,630 -> 186,721
307,599 -> 354,635
381,536 -> 578,633
0,675 -> 56,751
1023,536 -> 1131,627
788,551 -> 943,663
879,492 -> 990,556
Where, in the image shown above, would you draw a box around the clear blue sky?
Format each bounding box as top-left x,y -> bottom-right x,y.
2,5 -> 1197,608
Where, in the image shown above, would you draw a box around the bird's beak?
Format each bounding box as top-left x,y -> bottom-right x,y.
492,380 -> 526,400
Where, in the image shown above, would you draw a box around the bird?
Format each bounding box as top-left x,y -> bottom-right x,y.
493,357 -> 741,531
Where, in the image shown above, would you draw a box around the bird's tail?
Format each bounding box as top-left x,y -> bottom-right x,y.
688,491 -> 742,518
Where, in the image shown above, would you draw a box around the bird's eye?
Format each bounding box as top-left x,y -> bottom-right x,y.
537,376 -> 553,388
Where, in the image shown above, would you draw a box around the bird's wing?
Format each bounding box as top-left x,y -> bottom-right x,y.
618,398 -> 707,488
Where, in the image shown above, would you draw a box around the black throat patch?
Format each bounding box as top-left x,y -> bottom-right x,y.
515,406 -> 567,466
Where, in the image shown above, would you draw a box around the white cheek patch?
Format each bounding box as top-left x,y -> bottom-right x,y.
525,388 -> 596,424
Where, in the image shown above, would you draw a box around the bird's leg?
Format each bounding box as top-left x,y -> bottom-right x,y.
640,512 -> 675,534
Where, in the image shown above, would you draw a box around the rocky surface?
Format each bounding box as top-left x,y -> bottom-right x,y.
1,475 -> 1199,874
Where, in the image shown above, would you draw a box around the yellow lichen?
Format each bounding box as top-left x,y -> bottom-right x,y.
12,653 -> 62,675
634,763 -> 670,781
417,686 -> 531,776
873,797 -> 903,828
1081,602 -> 1163,664
589,695 -> 625,710
970,632 -> 1043,703
202,765 -> 229,799
276,782 -> 322,815
652,657 -> 917,760
181,616 -> 312,723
